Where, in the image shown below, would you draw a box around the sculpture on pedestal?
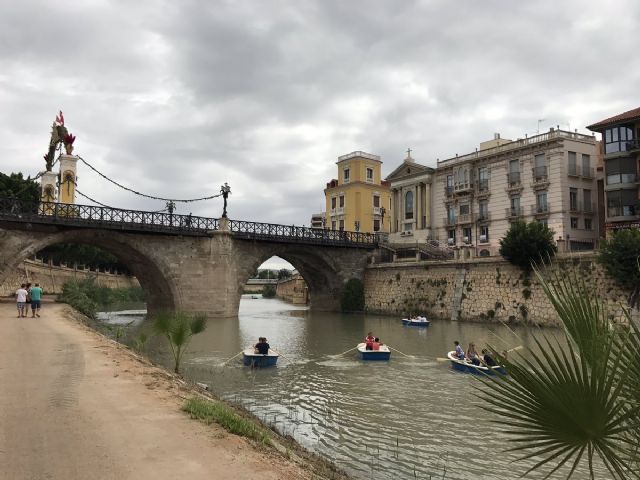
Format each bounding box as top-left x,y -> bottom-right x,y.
220,182 -> 231,218
43,111 -> 76,171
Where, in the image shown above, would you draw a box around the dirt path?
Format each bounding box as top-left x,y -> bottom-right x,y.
0,301 -> 312,480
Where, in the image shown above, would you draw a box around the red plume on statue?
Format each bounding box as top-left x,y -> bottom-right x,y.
63,133 -> 76,155
55,110 -> 64,126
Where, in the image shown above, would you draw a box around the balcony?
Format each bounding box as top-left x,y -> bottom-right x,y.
626,139 -> 640,152
454,182 -> 473,194
506,206 -> 524,219
605,173 -> 638,191
476,211 -> 491,222
531,204 -> 549,216
569,202 -> 580,213
583,203 -> 595,215
568,164 -> 595,179
568,164 -> 579,177
506,172 -> 522,192
443,216 -> 457,227
476,179 -> 490,198
445,186 -> 454,197
531,166 -> 549,189
330,207 -> 344,216
607,206 -> 638,219
373,206 -> 382,216
457,213 -> 474,224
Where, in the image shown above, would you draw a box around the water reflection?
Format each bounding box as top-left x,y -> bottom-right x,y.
101,295 -> 605,480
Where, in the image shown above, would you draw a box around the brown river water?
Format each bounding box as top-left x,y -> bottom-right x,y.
99,295 -> 608,480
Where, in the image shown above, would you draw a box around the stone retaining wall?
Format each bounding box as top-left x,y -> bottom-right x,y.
364,253 -> 638,326
0,259 -> 139,296
276,274 -> 309,305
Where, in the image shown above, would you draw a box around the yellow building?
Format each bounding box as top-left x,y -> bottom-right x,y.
324,151 -> 391,233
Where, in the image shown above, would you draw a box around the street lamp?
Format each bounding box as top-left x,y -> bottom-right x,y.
220,182 -> 231,218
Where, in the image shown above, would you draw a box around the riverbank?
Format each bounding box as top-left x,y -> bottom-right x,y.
0,300 -> 348,479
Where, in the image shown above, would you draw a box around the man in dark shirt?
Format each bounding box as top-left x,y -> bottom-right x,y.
482,349 -> 497,366
255,337 -> 270,355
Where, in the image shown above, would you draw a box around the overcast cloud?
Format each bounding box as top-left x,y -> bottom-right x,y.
1,0 -> 639,231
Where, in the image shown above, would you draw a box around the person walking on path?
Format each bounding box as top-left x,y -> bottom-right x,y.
15,284 -> 28,318
30,283 -> 43,317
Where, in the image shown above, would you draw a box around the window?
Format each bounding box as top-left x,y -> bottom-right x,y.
536,192 -> 548,212
405,191 -> 414,219
480,226 -> 489,242
538,218 -> 548,227
570,217 -> 578,229
568,151 -> 578,175
404,223 -> 412,232
570,188 -> 578,211
583,189 -> 592,213
582,154 -> 591,177
478,200 -> 488,220
478,166 -> 489,190
339,220 -> 344,231
509,160 -> 520,184
510,196 -> 521,215
331,197 -> 336,209
331,220 -> 336,230
463,227 -> 472,244
459,204 -> 470,215
339,195 -> 345,208
373,195 -> 380,207
373,219 -> 380,232
607,190 -> 637,217
606,157 -> 637,184
605,125 -> 634,154
343,168 -> 350,182
584,218 -> 593,230
354,221 -> 360,232
448,229 -> 456,244
366,168 -> 374,182
534,154 -> 546,178
446,175 -> 454,195
447,205 -> 456,224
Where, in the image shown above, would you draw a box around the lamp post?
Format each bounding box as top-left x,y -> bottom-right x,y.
220,182 -> 231,218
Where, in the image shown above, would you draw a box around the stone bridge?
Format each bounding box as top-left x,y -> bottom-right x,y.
0,199 -> 376,317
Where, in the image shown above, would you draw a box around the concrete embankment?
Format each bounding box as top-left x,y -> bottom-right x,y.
365,252 -> 637,326
0,300 -> 345,480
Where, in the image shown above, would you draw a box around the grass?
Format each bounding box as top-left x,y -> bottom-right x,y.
183,396 -> 272,446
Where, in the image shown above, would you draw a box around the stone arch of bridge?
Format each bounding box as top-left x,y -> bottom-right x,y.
0,228 -> 178,316
235,242 -> 366,313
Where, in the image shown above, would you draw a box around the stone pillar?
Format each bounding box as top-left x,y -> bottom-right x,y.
219,217 -> 230,231
425,182 -> 432,230
40,171 -> 58,215
389,189 -> 396,233
415,184 -> 421,230
58,154 -> 78,204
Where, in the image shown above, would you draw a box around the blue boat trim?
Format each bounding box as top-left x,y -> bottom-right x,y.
242,348 -> 279,367
446,351 -> 506,375
357,342 -> 391,361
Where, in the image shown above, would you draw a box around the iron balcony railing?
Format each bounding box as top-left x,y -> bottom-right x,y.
0,198 -> 379,248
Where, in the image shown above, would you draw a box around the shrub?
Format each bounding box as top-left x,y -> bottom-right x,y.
499,220 -> 557,270
598,229 -> 640,307
262,284 -> 276,298
341,278 -> 364,312
153,311 -> 207,373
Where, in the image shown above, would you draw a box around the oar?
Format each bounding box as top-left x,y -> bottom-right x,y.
388,346 -> 413,358
220,350 -> 244,365
331,346 -> 358,357
269,348 -> 292,364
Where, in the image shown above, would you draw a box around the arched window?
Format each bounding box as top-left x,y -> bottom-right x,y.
479,249 -> 490,257
405,191 -> 414,219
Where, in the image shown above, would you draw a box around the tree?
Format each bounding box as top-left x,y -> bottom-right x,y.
499,220 -> 557,270
0,172 -> 39,202
277,268 -> 292,280
479,267 -> 640,479
598,229 -> 640,308
257,269 -> 278,279
153,312 -> 207,373
262,284 -> 276,298
341,278 -> 364,312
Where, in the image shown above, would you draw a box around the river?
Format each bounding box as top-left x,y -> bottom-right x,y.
98,295 -> 606,480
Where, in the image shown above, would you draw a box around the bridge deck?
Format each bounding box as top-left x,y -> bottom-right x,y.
0,198 -> 378,248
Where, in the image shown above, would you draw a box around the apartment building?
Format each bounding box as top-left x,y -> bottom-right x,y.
385,151 -> 435,243
324,151 -> 391,233
310,212 -> 325,229
587,107 -> 640,233
432,130 -> 600,256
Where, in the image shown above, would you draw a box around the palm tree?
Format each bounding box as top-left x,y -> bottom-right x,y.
153,311 -> 207,373
479,266 -> 640,479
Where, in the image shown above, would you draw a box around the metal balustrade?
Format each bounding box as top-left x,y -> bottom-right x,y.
0,198 -> 378,248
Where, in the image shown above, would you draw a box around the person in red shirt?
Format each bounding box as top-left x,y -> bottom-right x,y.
365,332 -> 375,343
372,337 -> 382,351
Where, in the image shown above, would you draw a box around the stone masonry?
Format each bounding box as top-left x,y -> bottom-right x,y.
365,253 -> 638,326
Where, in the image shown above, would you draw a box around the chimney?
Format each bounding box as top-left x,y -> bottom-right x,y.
494,133 -> 500,140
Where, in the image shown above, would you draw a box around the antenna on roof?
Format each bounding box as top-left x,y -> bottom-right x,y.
537,119 -> 546,134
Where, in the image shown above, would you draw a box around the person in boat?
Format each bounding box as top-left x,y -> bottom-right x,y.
365,332 -> 375,343
254,337 -> 270,355
453,340 -> 465,359
372,337 -> 383,350
466,343 -> 480,365
482,349 -> 497,367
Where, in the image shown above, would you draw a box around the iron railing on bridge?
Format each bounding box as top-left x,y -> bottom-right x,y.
0,198 -> 378,248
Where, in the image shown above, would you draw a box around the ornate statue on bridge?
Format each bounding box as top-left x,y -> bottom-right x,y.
220,182 -> 231,218
43,111 -> 76,172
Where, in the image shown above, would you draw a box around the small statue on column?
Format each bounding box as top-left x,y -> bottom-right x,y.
220,182 -> 231,218
43,111 -> 76,172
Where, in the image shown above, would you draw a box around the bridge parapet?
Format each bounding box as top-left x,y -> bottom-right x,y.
0,198 -> 379,248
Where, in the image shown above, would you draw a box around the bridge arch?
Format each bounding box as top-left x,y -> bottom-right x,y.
0,227 -> 178,315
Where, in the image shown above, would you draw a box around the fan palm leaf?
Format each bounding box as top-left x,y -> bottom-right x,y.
152,311 -> 207,373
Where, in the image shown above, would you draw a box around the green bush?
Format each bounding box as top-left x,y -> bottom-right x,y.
58,278 -> 145,319
598,229 -> 640,307
499,220 -> 557,270
262,284 -> 276,298
341,278 -> 364,312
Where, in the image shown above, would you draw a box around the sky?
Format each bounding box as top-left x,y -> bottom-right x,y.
1,1 -> 639,269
